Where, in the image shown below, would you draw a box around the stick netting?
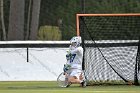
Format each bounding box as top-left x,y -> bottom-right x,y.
78,14 -> 140,85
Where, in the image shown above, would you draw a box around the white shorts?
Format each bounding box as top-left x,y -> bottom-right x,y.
69,69 -> 82,80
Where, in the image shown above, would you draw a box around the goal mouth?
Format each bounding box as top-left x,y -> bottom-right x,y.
76,13 -> 140,86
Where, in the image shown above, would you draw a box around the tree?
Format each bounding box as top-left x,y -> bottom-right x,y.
29,0 -> 41,40
8,0 -> 25,40
0,0 -> 6,40
25,0 -> 32,40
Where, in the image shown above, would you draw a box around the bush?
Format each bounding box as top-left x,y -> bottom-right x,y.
38,25 -> 62,40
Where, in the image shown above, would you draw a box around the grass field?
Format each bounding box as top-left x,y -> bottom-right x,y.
0,81 -> 140,93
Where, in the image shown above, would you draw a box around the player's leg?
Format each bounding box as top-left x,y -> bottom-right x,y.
64,72 -> 72,87
68,75 -> 83,83
68,69 -> 84,83
80,71 -> 87,87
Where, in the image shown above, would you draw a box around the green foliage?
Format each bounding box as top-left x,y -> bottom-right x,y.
2,0 -> 140,40
39,0 -> 140,40
84,0 -> 140,13
39,0 -> 81,40
38,25 -> 62,40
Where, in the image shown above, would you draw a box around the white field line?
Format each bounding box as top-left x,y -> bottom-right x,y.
1,89 -> 136,93
0,90 -> 139,93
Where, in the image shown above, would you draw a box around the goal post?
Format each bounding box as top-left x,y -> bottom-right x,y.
76,13 -> 140,85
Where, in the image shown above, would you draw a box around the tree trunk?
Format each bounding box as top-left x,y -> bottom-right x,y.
8,0 -> 25,40
29,0 -> 41,40
0,0 -> 6,40
25,0 -> 32,40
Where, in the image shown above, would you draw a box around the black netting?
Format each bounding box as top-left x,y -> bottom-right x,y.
79,15 -> 140,85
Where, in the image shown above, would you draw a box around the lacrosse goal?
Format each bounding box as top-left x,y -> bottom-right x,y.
76,13 -> 140,85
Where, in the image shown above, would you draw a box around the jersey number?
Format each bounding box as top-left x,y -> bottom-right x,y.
70,54 -> 76,63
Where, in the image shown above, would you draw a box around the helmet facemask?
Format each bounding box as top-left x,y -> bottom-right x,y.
70,36 -> 81,48
71,42 -> 77,47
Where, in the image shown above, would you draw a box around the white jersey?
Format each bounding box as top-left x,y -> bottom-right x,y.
67,46 -> 83,70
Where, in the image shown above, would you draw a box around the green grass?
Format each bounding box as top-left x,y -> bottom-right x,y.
0,81 -> 140,93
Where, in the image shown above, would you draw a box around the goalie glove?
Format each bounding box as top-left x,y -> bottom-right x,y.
63,64 -> 71,72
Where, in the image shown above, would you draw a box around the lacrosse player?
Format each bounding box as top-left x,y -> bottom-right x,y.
63,36 -> 86,87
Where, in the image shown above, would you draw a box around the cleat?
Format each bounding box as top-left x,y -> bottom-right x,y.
66,82 -> 71,88
66,84 -> 70,87
81,80 -> 87,88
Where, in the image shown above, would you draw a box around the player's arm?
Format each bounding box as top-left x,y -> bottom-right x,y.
63,48 -> 72,72
70,47 -> 83,55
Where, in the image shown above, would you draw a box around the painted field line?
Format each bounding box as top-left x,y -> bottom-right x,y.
0,89 -> 139,93
18,89 -> 139,93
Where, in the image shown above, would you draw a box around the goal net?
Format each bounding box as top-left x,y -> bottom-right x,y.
76,14 -> 140,85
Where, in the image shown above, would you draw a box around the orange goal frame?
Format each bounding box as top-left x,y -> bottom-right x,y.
76,13 -> 140,36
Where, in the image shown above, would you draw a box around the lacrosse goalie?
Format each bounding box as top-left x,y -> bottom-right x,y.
63,36 -> 86,87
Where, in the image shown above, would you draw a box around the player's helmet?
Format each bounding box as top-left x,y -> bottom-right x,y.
70,36 -> 82,47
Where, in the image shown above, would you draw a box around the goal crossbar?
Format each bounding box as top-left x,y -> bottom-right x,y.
76,13 -> 140,36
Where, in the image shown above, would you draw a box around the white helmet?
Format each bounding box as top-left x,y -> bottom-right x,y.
70,36 -> 82,47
